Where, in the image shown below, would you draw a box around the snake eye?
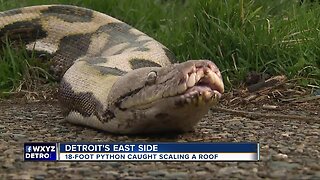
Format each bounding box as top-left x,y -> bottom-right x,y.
146,71 -> 157,85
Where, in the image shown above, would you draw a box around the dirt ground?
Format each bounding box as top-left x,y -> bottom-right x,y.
0,86 -> 319,180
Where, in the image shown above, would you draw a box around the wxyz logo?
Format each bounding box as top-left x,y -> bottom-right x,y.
28,146 -> 56,152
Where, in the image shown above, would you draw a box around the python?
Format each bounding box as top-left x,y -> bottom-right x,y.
0,5 -> 224,134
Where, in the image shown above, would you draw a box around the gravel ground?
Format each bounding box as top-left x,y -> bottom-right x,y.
0,98 -> 319,180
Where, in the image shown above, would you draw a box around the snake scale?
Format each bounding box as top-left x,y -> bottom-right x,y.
0,5 -> 224,134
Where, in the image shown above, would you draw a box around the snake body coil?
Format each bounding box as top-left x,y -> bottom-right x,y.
0,5 -> 224,134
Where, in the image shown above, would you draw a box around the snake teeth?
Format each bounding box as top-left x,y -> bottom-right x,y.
187,72 -> 196,87
185,65 -> 224,95
178,84 -> 187,94
206,69 -> 224,93
203,91 -> 212,101
187,68 -> 206,88
195,69 -> 204,82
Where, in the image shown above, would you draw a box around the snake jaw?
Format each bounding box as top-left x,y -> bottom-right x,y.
105,60 -> 224,133
113,60 -> 224,110
178,63 -> 224,106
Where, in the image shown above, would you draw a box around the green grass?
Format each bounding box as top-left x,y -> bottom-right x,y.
0,38 -> 52,97
0,0 -> 319,96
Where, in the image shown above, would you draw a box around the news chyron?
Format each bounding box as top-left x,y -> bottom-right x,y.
24,142 -> 259,162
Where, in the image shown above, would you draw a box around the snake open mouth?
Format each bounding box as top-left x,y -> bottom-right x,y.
113,61 -> 224,110
178,64 -> 224,105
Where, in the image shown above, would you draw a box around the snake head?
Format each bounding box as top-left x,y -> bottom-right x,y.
107,60 -> 224,134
